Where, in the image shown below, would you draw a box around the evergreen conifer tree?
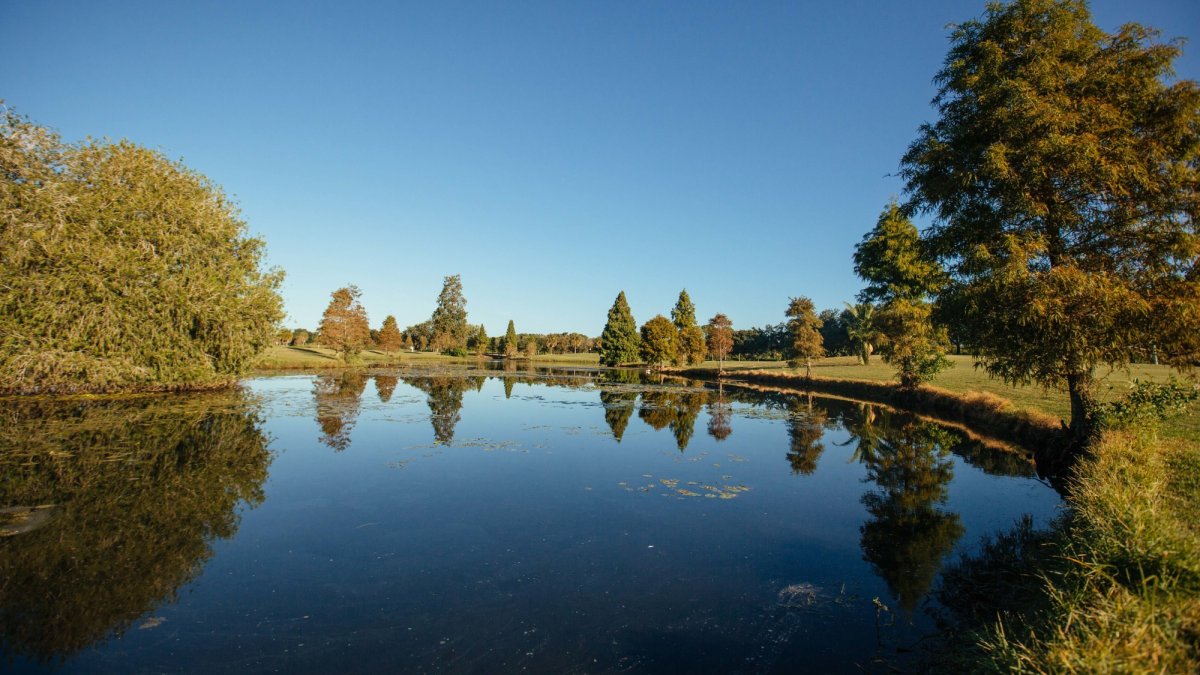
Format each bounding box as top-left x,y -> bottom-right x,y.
599,292 -> 641,366
504,320 -> 519,358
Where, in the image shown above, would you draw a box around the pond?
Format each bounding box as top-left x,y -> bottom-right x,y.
0,365 -> 1060,673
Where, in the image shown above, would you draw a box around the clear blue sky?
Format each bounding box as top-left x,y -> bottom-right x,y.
3,1 -> 1197,335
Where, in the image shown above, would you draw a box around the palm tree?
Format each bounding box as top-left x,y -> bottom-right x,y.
843,302 -> 881,365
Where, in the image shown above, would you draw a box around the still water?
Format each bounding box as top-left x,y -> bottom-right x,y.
0,366 -> 1060,673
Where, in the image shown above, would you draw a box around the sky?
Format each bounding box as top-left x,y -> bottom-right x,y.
3,1 -> 1198,336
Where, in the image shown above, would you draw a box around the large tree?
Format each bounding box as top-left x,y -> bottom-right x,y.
854,203 -> 950,388
706,313 -> 734,373
671,289 -> 707,366
785,297 -> 824,378
378,315 -> 402,356
430,274 -> 468,352
600,291 -> 641,366
900,0 -> 1200,440
318,286 -> 371,360
0,107 -> 284,394
640,315 -> 678,369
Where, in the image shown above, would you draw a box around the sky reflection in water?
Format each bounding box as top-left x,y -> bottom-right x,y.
0,366 -> 1060,673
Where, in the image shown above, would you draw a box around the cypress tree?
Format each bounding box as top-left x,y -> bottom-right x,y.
599,291 -> 640,366
504,320 -> 519,358
671,289 -> 706,365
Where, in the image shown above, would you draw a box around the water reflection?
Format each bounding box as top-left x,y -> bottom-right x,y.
637,390 -> 706,452
600,390 -> 637,442
374,374 -> 398,403
0,393 -> 271,664
401,375 -> 483,444
855,411 -> 965,613
314,370 -> 367,451
706,385 -> 733,442
785,393 -> 830,475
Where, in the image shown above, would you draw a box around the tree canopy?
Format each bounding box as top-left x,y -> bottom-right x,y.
430,274 -> 468,353
785,297 -> 824,377
640,315 -> 678,369
504,320 -> 519,358
378,315 -> 402,355
900,0 -> 1200,434
0,107 -> 283,393
318,286 -> 371,360
672,289 -> 706,366
600,291 -> 641,366
706,313 -> 734,372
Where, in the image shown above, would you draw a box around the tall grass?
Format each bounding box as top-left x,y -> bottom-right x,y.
937,429 -> 1200,672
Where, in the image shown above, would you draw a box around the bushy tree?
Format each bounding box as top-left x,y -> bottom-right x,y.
901,0 -> 1200,438
640,315 -> 677,369
785,297 -> 824,377
472,324 -> 488,356
854,204 -> 950,388
0,108 -> 284,393
706,313 -> 734,373
671,289 -> 707,365
318,286 -> 371,360
290,329 -> 310,346
600,291 -> 641,366
378,316 -> 402,355
430,274 -> 468,352
504,320 -> 519,358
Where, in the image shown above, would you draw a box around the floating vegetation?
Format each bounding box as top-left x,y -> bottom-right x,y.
616,474 -> 752,501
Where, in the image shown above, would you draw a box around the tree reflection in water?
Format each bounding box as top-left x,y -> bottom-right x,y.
706,383 -> 733,442
853,409 -> 965,613
0,393 -> 271,664
313,370 -> 367,451
637,389 -> 706,452
374,374 -> 398,403
599,390 -> 638,442
785,393 -> 829,475
401,376 -> 482,444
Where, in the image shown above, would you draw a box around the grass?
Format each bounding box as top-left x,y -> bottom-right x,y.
935,428 -> 1200,673
252,345 -> 600,370
693,355 -> 1198,441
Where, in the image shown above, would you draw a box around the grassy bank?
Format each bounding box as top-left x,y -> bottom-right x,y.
252,345 -> 600,370
936,428 -> 1200,672
686,355 -> 1197,442
675,359 -> 1198,671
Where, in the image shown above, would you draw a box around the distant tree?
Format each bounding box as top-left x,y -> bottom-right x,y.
854,204 -> 949,388
842,302 -> 882,365
901,0 -> 1200,439
504,320 -> 519,358
430,274 -> 468,352
600,291 -> 641,366
276,328 -> 293,345
671,289 -> 706,365
472,324 -> 488,356
818,309 -> 852,357
640,315 -> 678,369
317,286 -> 371,361
524,337 -> 538,359
290,329 -> 310,346
706,313 -> 734,373
402,333 -> 414,352
378,315 -> 402,356
785,297 -> 824,378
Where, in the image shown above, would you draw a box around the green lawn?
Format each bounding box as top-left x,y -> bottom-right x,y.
696,355 -> 1198,440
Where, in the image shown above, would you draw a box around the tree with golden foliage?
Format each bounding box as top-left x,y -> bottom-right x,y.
706,313 -> 733,373
318,286 -> 371,361
900,0 -> 1200,442
0,106 -> 283,393
785,297 -> 824,378
640,315 -> 678,369
378,316 -> 402,356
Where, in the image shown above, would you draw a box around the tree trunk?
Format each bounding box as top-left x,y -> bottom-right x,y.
1066,370 -> 1096,447
805,358 -> 812,379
